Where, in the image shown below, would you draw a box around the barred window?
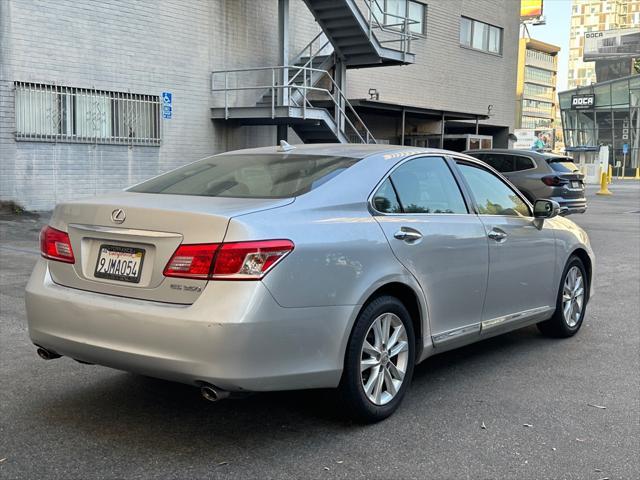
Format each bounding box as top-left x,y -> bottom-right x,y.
14,82 -> 161,145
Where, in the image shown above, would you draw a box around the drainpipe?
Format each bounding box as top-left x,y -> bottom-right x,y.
278,0 -> 289,142
440,112 -> 445,149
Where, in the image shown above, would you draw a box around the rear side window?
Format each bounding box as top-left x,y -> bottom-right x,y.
372,179 -> 402,213
129,154 -> 359,198
481,154 -> 515,173
380,157 -> 467,214
514,155 -> 535,171
547,158 -> 579,173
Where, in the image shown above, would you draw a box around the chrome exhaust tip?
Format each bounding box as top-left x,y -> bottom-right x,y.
36,347 -> 61,360
200,384 -> 230,402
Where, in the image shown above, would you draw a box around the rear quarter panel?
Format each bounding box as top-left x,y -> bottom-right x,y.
221,153 -> 427,310
226,198 -> 417,309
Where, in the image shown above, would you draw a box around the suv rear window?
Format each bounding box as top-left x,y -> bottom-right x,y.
129,154 -> 359,198
546,157 -> 579,173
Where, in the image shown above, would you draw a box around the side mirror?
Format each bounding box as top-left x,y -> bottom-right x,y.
533,199 -> 561,219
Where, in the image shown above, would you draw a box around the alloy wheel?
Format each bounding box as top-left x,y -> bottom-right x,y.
359,313 -> 409,405
562,265 -> 585,328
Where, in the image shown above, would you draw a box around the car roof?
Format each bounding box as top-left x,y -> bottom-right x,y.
465,149 -> 572,160
218,143 -> 470,160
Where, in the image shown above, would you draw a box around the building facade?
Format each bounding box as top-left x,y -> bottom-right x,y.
559,74 -> 639,173
516,37 -> 560,131
0,0 -> 520,210
568,0 -> 640,89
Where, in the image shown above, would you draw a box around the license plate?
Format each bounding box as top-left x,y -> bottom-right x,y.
571,181 -> 582,189
94,245 -> 145,283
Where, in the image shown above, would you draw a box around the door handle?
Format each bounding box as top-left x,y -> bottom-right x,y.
487,228 -> 507,242
394,227 -> 423,242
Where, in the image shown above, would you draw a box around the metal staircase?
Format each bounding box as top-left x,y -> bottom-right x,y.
211,0 -> 418,144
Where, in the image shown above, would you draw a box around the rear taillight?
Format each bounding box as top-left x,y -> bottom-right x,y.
213,240 -> 294,279
163,243 -> 219,279
163,240 -> 294,281
541,175 -> 568,187
40,226 -> 75,263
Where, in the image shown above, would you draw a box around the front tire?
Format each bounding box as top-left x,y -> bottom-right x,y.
339,296 -> 416,423
538,256 -> 588,338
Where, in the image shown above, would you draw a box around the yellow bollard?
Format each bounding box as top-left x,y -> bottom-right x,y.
596,171 -> 612,195
607,164 -> 613,183
635,167 -> 640,180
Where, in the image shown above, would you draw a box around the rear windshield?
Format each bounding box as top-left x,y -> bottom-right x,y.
129,154 -> 359,198
546,157 -> 579,173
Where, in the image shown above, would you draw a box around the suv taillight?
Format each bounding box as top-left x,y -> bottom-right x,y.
40,226 -> 75,263
163,240 -> 294,280
541,175 -> 568,187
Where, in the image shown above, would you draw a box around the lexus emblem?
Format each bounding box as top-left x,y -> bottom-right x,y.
111,208 -> 126,224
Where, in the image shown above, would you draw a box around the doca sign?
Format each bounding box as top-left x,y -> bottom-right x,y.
571,94 -> 595,110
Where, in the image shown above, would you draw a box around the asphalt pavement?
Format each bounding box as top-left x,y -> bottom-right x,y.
1,182 -> 639,479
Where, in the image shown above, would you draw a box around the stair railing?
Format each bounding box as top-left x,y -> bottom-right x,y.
363,0 -> 420,57
211,65 -> 376,144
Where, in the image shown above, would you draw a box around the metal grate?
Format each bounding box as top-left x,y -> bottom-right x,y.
14,82 -> 161,145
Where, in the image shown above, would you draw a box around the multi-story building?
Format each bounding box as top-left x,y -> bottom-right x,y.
568,0 -> 640,88
0,0 -> 520,210
516,37 -> 560,131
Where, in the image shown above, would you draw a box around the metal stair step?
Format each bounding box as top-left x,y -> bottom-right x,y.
323,17 -> 360,29
315,8 -> 352,20
339,44 -> 376,55
309,0 -> 350,11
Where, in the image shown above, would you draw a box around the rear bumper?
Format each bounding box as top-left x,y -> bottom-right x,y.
25,259 -> 356,391
552,197 -> 587,215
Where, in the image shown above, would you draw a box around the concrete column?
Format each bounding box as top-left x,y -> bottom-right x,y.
278,0 -> 289,106
334,59 -> 347,135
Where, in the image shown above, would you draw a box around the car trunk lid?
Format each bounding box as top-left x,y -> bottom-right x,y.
47,192 -> 292,304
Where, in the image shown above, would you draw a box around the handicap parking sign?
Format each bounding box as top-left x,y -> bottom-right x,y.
162,92 -> 172,119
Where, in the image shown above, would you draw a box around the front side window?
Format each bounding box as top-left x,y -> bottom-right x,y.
129,154 -> 358,198
460,17 -> 503,54
457,163 -> 530,217
377,157 -> 467,214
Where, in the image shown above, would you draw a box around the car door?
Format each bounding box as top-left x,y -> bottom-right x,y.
371,156 -> 489,348
454,159 -> 557,325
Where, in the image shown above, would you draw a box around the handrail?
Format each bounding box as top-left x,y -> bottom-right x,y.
211,65 -> 376,144
363,0 -> 420,57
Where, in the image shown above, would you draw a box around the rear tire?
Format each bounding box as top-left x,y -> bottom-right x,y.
537,256 -> 588,338
339,295 -> 415,423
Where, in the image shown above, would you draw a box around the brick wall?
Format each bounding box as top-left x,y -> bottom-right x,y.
0,0 -> 518,210
0,0 -> 300,210
348,0 -> 520,131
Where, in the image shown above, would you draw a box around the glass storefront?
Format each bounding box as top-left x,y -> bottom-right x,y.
559,75 -> 640,175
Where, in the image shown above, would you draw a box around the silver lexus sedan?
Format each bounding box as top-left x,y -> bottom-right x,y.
26,144 -> 594,422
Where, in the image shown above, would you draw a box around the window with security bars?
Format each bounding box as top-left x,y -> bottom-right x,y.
14,82 -> 161,145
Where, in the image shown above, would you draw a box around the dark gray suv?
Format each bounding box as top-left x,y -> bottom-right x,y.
464,149 -> 587,215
